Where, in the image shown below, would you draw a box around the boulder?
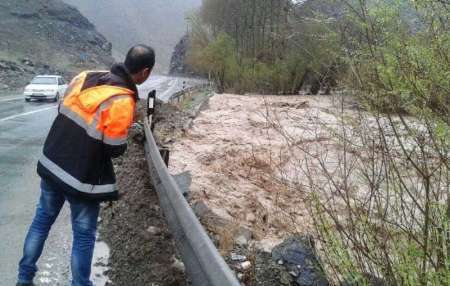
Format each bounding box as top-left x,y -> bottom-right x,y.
272,235 -> 329,286
191,200 -> 233,228
234,226 -> 252,246
172,171 -> 192,197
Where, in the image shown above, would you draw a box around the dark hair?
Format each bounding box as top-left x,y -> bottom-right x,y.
124,45 -> 155,74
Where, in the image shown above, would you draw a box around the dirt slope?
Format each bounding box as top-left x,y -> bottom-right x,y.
98,105 -> 187,286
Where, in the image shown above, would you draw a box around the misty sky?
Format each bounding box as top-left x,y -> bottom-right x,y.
62,0 -> 202,73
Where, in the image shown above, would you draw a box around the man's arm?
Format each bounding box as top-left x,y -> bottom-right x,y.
99,95 -> 136,158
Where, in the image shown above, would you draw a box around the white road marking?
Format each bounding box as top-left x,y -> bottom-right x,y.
0,106 -> 57,122
0,96 -> 23,103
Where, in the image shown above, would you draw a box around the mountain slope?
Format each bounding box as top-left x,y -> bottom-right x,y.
62,0 -> 202,73
0,0 -> 114,91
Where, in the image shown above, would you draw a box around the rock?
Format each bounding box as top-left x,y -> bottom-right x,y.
246,212 -> 256,223
235,235 -> 248,246
192,200 -> 210,218
171,257 -> 185,273
21,58 -> 34,67
296,101 -> 309,109
254,238 -> 282,253
102,42 -> 112,52
290,271 -> 299,277
253,250 -> 293,286
240,261 -> 252,270
146,226 -> 162,235
191,200 -> 233,227
231,253 -> 247,262
129,123 -> 145,143
234,226 -> 252,246
272,235 -> 329,286
163,138 -> 175,144
172,171 -> 192,197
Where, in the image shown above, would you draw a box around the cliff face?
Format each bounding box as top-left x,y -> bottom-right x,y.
169,35 -> 201,77
62,0 -> 202,73
0,0 -> 114,91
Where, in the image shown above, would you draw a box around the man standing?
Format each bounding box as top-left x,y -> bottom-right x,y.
17,45 -> 155,286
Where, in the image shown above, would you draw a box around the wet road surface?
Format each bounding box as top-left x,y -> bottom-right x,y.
0,75 -> 199,285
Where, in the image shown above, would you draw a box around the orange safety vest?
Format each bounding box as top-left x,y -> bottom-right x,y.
61,71 -> 136,146
37,66 -> 137,201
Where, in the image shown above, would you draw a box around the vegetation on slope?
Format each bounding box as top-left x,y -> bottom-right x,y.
186,0 -> 342,94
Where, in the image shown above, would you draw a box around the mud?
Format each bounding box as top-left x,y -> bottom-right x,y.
166,93 -> 344,285
168,94 -> 319,242
98,102 -> 187,286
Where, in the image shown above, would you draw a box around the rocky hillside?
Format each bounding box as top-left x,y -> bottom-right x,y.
62,0 -> 202,73
169,35 -> 202,77
0,0 -> 114,92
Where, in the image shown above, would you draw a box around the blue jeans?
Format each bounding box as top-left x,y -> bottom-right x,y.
18,180 -> 100,286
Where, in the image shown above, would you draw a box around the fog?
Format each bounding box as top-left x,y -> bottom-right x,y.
62,0 -> 202,73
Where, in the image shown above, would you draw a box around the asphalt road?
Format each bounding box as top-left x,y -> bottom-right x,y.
0,75 -> 199,286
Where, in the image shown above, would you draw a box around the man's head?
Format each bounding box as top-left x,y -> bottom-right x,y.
124,45 -> 155,85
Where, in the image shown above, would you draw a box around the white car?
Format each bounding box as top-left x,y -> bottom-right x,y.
24,75 -> 68,102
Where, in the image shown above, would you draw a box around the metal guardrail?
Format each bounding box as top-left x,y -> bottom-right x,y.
169,83 -> 211,104
142,93 -> 240,286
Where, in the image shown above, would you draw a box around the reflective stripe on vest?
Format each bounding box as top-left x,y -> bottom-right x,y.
39,154 -> 115,194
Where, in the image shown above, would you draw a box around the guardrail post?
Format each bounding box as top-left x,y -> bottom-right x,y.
147,90 -> 156,133
147,90 -> 156,117
159,147 -> 170,167
151,121 -> 156,133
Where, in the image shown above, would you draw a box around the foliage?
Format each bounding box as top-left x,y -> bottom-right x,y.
188,32 -> 238,92
187,0 -> 341,94
302,0 -> 450,284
